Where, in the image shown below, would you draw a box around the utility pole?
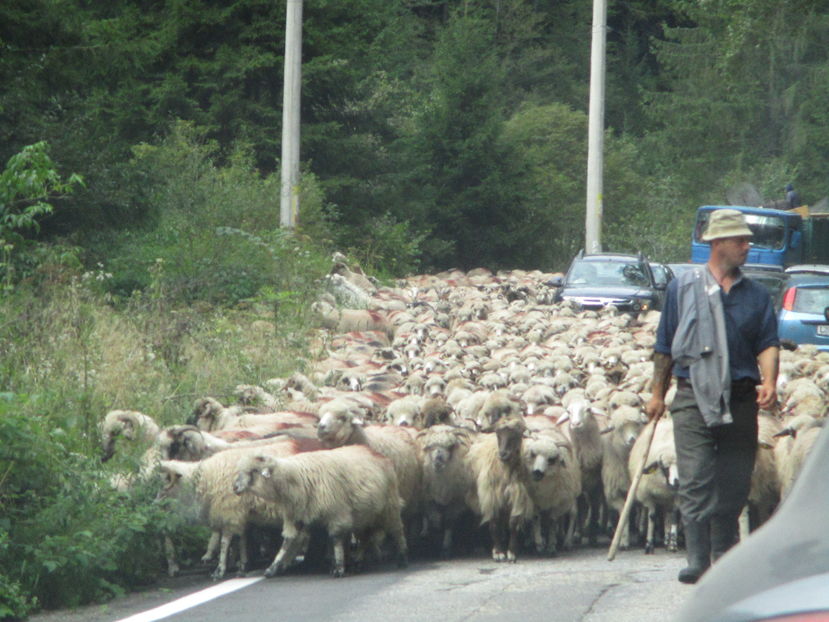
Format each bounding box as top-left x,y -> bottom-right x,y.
585,0 -> 607,254
280,0 -> 302,229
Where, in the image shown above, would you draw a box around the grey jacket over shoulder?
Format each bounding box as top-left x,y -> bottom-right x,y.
671,267 -> 733,427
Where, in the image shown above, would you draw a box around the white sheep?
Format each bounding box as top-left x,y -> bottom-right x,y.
157,437 -> 318,579
315,407 -> 423,528
522,430 -> 582,555
232,445 -> 408,577
739,413 -> 782,539
561,398 -> 606,546
416,425 -> 477,558
628,416 -> 679,554
601,405 -> 648,550
465,417 -> 534,562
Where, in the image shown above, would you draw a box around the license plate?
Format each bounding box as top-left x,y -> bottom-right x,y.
818,325 -> 829,336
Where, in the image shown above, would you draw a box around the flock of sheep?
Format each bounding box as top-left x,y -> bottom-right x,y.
99,258 -> 829,580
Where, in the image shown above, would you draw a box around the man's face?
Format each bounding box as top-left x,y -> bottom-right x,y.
714,235 -> 752,267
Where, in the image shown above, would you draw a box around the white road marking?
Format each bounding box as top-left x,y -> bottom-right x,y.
114,577 -> 264,622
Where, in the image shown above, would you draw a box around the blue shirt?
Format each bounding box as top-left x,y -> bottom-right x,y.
654,269 -> 779,382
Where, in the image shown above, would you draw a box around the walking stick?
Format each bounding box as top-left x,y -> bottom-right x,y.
607,415 -> 660,561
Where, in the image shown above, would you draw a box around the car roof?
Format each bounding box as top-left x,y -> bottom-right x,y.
784,273 -> 829,287
785,264 -> 829,275
577,253 -> 644,263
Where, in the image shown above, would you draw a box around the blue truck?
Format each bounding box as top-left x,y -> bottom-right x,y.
691,205 -> 829,268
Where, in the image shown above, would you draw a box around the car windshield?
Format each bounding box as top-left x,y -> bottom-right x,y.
793,285 -> 829,314
569,261 -> 650,287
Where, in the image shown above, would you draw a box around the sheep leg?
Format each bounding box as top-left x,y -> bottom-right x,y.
163,535 -> 179,577
645,507 -> 656,554
212,531 -> 234,580
666,508 -> 679,552
440,525 -> 453,560
506,516 -> 522,563
532,514 -> 545,554
331,534 -> 347,578
738,505 -> 750,542
489,518 -> 506,562
561,508 -> 577,551
201,530 -> 221,563
265,529 -> 307,578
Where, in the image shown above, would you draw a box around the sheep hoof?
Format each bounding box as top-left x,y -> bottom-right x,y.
167,564 -> 180,578
492,550 -> 506,562
506,552 -> 517,563
264,563 -> 285,578
331,566 -> 345,578
397,554 -> 409,569
210,568 -> 225,581
645,543 -> 655,554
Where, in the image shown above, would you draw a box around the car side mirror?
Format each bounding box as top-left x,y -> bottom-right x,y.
547,276 -> 564,287
654,282 -> 667,291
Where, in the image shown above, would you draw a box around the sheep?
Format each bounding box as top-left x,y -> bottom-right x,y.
477,389 -> 523,430
465,417 -> 534,562
191,397 -> 319,434
560,398 -> 606,545
385,395 -> 424,427
416,425 -> 477,558
601,405 -> 648,550
775,414 -> 825,499
315,408 -> 423,529
739,413 -> 782,539
628,416 -> 679,554
158,424 -> 321,461
311,300 -> 393,340
234,384 -> 281,410
232,445 -> 408,577
521,430 -> 582,555
157,436 -> 323,579
100,409 -> 161,464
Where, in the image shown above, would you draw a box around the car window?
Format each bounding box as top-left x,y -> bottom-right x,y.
569,261 -> 650,287
793,286 -> 829,314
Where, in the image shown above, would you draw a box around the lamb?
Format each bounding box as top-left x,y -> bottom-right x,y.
465,417 -> 534,562
232,445 -> 408,577
601,405 -> 648,550
628,416 -> 679,554
157,436 -> 323,579
416,425 -> 477,558
521,430 -> 582,555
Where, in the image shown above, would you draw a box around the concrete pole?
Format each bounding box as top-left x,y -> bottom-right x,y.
585,0 -> 607,254
280,0 -> 303,229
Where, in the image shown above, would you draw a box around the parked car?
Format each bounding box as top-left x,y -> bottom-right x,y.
550,251 -> 665,312
777,273 -> 829,351
676,424 -> 829,622
665,262 -> 697,280
742,265 -> 789,311
785,263 -> 829,276
649,262 -> 674,290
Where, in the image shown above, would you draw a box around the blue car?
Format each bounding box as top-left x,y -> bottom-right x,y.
777,273 -> 829,351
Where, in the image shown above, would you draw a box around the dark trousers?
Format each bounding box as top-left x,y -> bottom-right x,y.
671,382 -> 758,525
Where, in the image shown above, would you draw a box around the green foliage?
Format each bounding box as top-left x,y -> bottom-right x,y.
0,142 -> 83,291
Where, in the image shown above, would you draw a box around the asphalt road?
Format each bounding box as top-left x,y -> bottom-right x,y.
28,546 -> 694,622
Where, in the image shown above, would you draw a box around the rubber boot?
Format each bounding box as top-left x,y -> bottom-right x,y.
678,520 -> 710,584
710,515 -> 738,563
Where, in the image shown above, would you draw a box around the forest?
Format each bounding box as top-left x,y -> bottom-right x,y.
2,0 -> 829,618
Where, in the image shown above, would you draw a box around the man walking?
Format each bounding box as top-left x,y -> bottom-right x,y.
645,208 -> 779,584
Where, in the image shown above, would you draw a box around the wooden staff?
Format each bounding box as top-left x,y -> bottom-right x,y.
607,416 -> 660,561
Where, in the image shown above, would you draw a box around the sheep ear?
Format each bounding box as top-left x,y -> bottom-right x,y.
590,406 -> 606,416
557,414 -> 570,424
758,440 -> 774,450
642,461 -> 659,474
260,467 -> 272,479
352,416 -> 365,426
600,425 -> 615,434
773,428 -> 794,438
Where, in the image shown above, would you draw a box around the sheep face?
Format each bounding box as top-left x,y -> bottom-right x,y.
494,419 -> 525,463
523,437 -> 564,482
232,457 -> 267,496
316,410 -> 356,446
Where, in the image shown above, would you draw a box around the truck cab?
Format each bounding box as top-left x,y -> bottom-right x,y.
691,205 -> 803,267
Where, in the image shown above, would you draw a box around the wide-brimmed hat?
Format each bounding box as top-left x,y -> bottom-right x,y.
702,209 -> 754,242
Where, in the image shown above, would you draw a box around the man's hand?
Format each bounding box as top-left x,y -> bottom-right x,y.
645,395 -> 665,422
756,382 -> 777,410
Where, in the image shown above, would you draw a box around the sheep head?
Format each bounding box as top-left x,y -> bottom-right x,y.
522,434 -> 568,482
494,416 -> 526,464
316,403 -> 361,447
233,454 -> 273,496
158,425 -> 207,461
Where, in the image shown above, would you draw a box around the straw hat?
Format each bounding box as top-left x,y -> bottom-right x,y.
701,209 -> 753,242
